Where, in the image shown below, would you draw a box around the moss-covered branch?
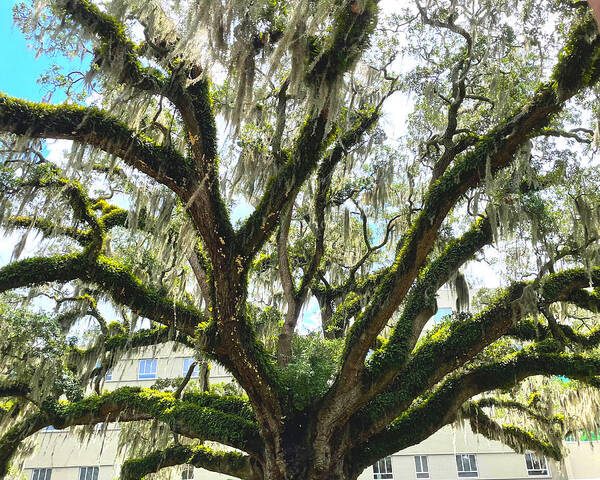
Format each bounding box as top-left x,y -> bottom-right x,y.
0,253 -> 87,293
323,13 -> 600,434
461,403 -> 562,460
0,95 -> 193,192
36,2 -> 231,274
0,254 -> 205,336
57,0 -> 166,93
0,387 -> 263,476
0,380 -> 31,399
349,350 -> 600,473
508,317 -> 600,347
181,391 -> 256,423
366,217 -> 492,387
7,215 -> 89,244
355,267 -> 600,440
40,387 -> 263,454
236,5 -> 380,261
473,397 -> 564,431
236,114 -> 328,261
0,413 -> 49,477
120,443 -> 259,480
305,0 -> 379,89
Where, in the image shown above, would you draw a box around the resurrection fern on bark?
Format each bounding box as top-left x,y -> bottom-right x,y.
2,1 -> 600,479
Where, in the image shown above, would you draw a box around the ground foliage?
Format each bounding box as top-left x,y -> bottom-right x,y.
2,0 -> 600,479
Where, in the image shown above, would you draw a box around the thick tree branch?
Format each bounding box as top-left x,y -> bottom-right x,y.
0,413 -> 49,477
0,387 -> 263,475
0,254 -> 204,336
473,398 -> 564,431
0,380 -> 31,399
40,387 -> 263,454
0,95 -> 193,192
354,267 -> 600,441
461,403 -> 562,460
349,351 -> 600,473
120,444 -> 260,480
236,1 -> 380,262
322,14 -> 600,434
57,0 -> 167,94
365,217 -> 492,388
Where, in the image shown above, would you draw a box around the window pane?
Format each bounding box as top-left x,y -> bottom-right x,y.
457,454 -> 477,476
93,467 -> 99,480
373,457 -> 393,479
525,454 -> 533,470
414,456 -> 428,478
139,359 -> 157,379
526,453 -> 548,476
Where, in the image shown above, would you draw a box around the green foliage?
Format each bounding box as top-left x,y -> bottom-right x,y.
280,333 -> 343,409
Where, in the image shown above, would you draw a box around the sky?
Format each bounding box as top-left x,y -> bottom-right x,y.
0,1 -> 88,102
0,2 -> 85,263
1,1 -> 61,102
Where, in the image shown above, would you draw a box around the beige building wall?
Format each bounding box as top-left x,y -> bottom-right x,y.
563,442 -> 600,480
355,425 -> 573,480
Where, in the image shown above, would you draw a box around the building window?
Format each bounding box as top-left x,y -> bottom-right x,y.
31,469 -> 52,480
95,361 -> 112,381
414,455 -> 430,479
373,456 -> 393,479
138,359 -> 157,379
182,358 -> 199,378
182,465 -> 194,479
525,453 -> 549,476
79,467 -> 99,480
456,454 -> 478,478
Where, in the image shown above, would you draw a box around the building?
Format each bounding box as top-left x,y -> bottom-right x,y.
15,289 -> 600,480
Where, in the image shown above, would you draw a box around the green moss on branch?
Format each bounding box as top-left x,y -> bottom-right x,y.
0,95 -> 193,191
350,351 -> 600,473
40,386 -> 263,454
120,443 -> 256,480
57,0 -> 166,93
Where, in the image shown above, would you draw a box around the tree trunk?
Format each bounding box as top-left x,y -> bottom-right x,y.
258,414 -> 358,480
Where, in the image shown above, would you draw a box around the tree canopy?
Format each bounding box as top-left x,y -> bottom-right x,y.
2,0 -> 600,479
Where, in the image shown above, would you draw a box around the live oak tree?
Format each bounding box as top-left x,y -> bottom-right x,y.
3,0 -> 600,479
